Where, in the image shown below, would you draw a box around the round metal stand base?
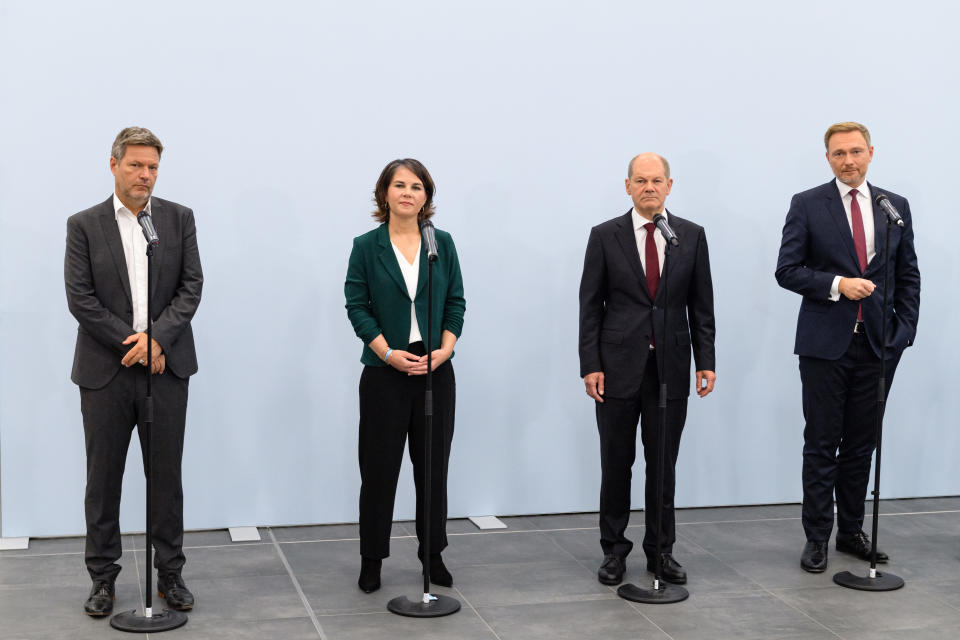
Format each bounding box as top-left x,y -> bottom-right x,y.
110,608 -> 188,632
618,581 -> 689,604
833,570 -> 904,591
387,594 -> 461,617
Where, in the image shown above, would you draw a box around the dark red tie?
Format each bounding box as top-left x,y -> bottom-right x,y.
850,189 -> 867,321
645,222 -> 660,346
644,222 -> 660,299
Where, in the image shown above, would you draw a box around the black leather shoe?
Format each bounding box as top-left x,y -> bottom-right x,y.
801,541 -> 828,573
836,530 -> 888,563
358,557 -> 381,593
429,554 -> 453,587
597,554 -> 625,585
157,573 -> 195,611
646,553 -> 687,584
84,580 -> 115,617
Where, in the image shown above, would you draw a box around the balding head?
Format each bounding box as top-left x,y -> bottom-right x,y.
627,153 -> 670,180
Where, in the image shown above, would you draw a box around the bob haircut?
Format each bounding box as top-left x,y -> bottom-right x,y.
372,158 -> 436,223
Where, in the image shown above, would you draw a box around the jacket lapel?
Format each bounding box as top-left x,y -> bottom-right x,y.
614,210 -> 654,301
414,245 -> 427,299
375,224 -> 409,299
825,183 -> 862,271
867,182 -> 885,266
98,198 -> 133,306
148,199 -> 166,294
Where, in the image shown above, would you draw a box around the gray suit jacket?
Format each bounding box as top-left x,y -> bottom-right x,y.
65,196 -> 203,389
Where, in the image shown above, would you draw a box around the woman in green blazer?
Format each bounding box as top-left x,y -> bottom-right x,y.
344,158 -> 465,594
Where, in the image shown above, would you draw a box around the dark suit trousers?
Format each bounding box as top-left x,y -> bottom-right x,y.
799,332 -> 900,542
357,342 -> 455,560
80,365 -> 189,582
596,354 -> 688,560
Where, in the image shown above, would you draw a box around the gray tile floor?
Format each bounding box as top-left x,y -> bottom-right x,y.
2,498 -> 959,639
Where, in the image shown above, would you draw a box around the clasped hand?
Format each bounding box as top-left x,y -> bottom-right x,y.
121,333 -> 165,374
387,349 -> 449,375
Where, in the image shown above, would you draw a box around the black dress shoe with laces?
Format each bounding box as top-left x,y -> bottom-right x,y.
157,572 -> 195,610
358,557 -> 382,593
84,580 -> 115,617
836,530 -> 888,563
597,554 -> 625,585
801,541 -> 828,573
646,553 -> 687,584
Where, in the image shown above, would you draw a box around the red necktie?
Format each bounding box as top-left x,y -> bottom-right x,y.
644,222 -> 660,299
849,189 -> 867,322
644,222 -> 660,346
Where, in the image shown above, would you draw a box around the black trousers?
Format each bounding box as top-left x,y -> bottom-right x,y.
799,332 -> 900,542
80,365 -> 189,582
358,342 -> 456,560
596,353 -> 688,560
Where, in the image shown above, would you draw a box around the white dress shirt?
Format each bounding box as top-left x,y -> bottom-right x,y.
391,240 -> 423,344
829,178 -> 876,301
632,207 -> 666,278
113,194 -> 151,332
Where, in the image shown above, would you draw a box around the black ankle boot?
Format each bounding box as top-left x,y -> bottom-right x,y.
358,557 -> 381,593
429,554 -> 453,587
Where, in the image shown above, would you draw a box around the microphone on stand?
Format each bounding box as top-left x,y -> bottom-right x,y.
653,213 -> 680,247
420,219 -> 439,261
874,193 -> 905,228
137,210 -> 160,247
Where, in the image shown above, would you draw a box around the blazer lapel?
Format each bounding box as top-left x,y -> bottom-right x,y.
414,245 -> 427,299
867,182 -> 885,266
375,225 -> 409,298
148,199 -> 166,294
98,200 -> 133,306
825,184 -> 862,271
614,211 -> 654,301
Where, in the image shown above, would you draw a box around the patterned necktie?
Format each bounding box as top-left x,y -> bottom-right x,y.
849,188 -> 867,321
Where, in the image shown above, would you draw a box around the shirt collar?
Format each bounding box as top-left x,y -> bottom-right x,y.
632,207 -> 666,231
835,178 -> 870,200
113,193 -> 152,219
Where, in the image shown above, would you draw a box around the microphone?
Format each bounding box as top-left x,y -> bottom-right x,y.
137,210 -> 160,247
652,213 -> 680,247
420,219 -> 438,262
874,193 -> 905,228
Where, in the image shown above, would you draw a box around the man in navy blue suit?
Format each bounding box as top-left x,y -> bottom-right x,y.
776,122 -> 920,573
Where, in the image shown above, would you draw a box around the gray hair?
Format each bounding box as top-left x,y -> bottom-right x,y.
111,126 -> 163,161
627,153 -> 670,180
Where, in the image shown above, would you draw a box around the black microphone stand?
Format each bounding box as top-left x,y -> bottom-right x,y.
833,216 -> 904,592
388,238 -> 460,618
111,222 -> 188,632
618,238 -> 688,604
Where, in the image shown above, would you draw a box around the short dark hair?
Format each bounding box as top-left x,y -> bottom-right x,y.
372,158 -> 436,223
111,126 -> 163,161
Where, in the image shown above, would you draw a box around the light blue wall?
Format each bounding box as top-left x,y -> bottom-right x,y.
1,1 -> 957,537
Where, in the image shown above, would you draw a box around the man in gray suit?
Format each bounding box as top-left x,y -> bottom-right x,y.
65,127 -> 203,616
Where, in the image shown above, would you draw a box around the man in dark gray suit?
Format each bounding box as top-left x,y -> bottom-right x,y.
65,127 -> 203,616
579,153 -> 716,587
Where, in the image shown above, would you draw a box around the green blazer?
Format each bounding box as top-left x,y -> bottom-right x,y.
345,223 -> 466,366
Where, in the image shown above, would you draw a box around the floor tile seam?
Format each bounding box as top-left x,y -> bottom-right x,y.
673,524 -> 850,636
753,582 -> 848,639
266,527 -> 329,640
453,585 -> 506,640
544,531 -> 675,639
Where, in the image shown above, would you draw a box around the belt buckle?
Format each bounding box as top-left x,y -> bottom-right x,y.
853,321 -> 865,334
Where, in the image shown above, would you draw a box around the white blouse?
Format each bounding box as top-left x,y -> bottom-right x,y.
391,241 -> 423,344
